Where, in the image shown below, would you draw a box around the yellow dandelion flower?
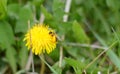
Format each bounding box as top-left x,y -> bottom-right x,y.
23,24 -> 57,55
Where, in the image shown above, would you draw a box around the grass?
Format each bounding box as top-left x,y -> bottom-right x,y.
0,0 -> 120,74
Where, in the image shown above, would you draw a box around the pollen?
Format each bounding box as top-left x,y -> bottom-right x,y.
23,24 -> 57,55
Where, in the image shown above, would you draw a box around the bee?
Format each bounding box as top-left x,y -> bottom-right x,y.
49,30 -> 57,43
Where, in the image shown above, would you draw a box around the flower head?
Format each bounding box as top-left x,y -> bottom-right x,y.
23,24 -> 57,55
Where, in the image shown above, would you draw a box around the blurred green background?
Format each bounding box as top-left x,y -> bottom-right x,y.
0,0 -> 120,74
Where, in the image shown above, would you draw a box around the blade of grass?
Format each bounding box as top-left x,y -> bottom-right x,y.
84,40 -> 117,70
84,20 -> 120,70
89,0 -> 111,36
111,27 -> 120,44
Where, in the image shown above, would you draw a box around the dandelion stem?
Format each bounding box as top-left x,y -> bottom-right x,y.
40,54 -> 45,74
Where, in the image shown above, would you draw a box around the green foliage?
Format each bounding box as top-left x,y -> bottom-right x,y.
65,58 -> 85,74
0,21 -> 14,49
107,50 -> 120,70
7,4 -> 20,19
32,0 -> 44,7
6,46 -> 17,73
72,21 -> 90,43
0,0 -> 7,20
52,0 -> 64,21
41,5 -> 53,20
15,3 -> 33,33
18,41 -> 28,69
0,0 -> 120,74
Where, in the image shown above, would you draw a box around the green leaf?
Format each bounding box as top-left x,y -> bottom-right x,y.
0,0 -> 7,20
15,4 -> 33,33
7,3 -> 20,19
52,62 -> 62,74
72,21 -> 90,43
32,0 -> 44,7
0,21 -> 14,49
52,0 -> 64,21
107,50 -> 120,70
57,22 -> 72,35
106,0 -> 115,8
19,41 -> 28,69
65,58 -> 85,74
41,5 -> 53,20
106,0 -> 119,10
6,46 -> 17,73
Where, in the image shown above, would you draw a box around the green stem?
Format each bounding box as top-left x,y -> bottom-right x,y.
84,41 -> 118,70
